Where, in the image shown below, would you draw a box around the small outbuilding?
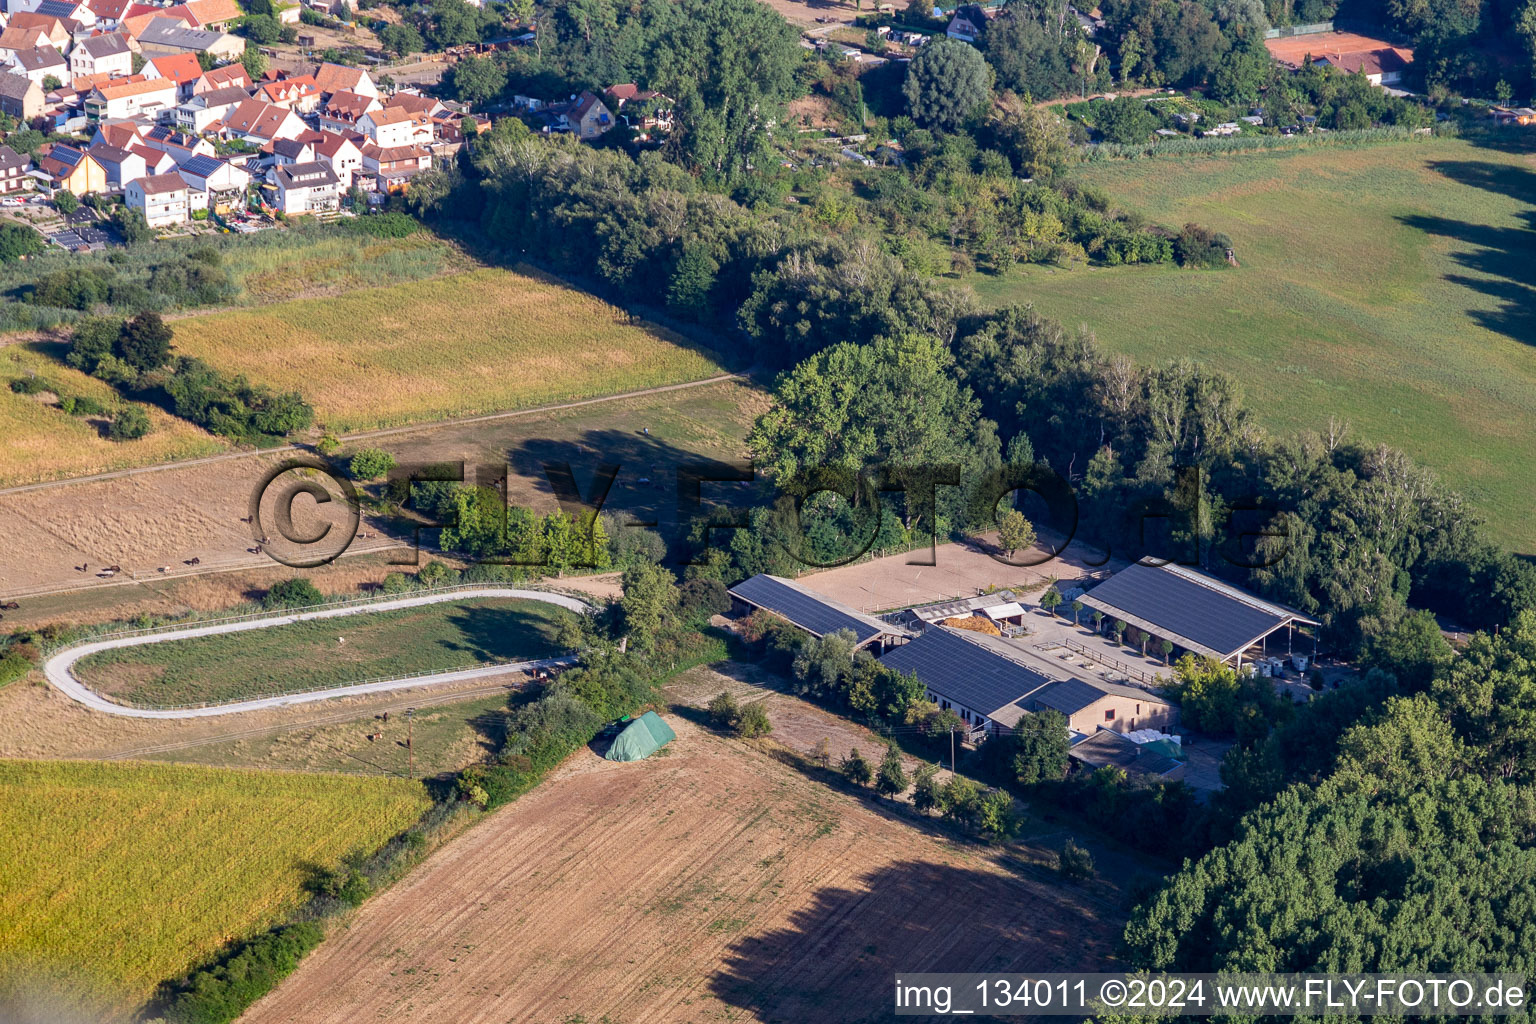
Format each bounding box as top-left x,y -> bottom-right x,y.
604,711 -> 676,762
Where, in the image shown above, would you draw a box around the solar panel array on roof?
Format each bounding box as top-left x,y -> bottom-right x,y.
1027,678 -> 1105,716
879,627 -> 1055,717
180,153 -> 221,177
728,574 -> 891,645
36,0 -> 77,15
1080,562 -> 1295,658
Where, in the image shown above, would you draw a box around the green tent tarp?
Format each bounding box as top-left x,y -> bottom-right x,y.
604,711 -> 676,762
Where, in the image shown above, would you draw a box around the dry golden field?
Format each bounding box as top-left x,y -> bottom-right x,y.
0,342 -> 228,487
167,266 -> 728,433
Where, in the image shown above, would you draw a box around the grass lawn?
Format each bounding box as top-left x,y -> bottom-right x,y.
0,342 -> 228,487
970,136 -> 1536,552
73,597 -> 574,707
167,265 -> 729,433
0,759 -> 427,1017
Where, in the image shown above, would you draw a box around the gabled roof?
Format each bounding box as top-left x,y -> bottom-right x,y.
0,26 -> 51,51
78,31 -> 130,57
178,152 -> 223,177
383,90 -> 440,116
728,574 -> 903,648
1069,729 -> 1184,778
93,119 -> 142,147
129,142 -> 170,167
313,130 -> 362,158
273,159 -> 337,188
880,626 -> 1058,719
198,64 -> 248,89
0,75 -> 43,100
179,0 -> 239,24
1077,560 -> 1318,662
188,84 -> 248,107
320,88 -> 376,121
92,76 -> 175,101
33,0 -> 81,19
259,74 -> 317,103
270,136 -> 310,158
147,51 -> 203,84
83,0 -> 134,22
134,170 -> 187,193
222,98 -> 295,137
313,60 -> 370,95
11,45 -> 66,71
87,142 -> 136,165
0,144 -> 30,171
363,106 -> 428,127
136,16 -> 224,48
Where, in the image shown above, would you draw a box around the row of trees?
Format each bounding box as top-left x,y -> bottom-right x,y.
1127,611 -> 1536,975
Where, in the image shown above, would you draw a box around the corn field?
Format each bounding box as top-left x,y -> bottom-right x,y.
0,759 -> 427,1016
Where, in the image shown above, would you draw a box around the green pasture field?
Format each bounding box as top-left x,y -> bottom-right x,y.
971,136 -> 1536,551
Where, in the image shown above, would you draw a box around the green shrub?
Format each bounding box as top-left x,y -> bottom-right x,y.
262,577 -> 324,609
160,922 -> 323,1024
0,650 -> 34,687
345,211 -> 418,238
9,376 -> 47,394
379,571 -> 414,594
734,700 -> 772,738
108,404 -> 151,440
707,690 -> 739,730
1056,838 -> 1094,881
348,447 -> 396,480
61,395 -> 106,417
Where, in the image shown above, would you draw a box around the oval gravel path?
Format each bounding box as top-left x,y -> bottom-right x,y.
43,589 -> 592,720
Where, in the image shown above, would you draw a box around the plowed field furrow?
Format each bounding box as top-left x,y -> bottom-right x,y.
240,719 -> 1123,1024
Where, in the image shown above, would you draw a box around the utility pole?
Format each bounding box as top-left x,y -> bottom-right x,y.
406,707 -> 415,780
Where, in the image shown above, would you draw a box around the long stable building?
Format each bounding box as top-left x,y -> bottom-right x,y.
1077,560 -> 1318,668
727,574 -> 910,651
880,625 -> 1177,741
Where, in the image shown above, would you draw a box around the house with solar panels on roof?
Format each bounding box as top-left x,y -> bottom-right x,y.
726,574 -> 911,652
880,625 -> 1177,745
1076,559 -> 1320,671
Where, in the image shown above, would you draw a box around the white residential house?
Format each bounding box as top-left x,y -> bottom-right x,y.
356,106 -> 432,147
312,60 -> 375,100
271,159 -> 338,214
312,129 -> 361,188
175,151 -> 246,197
174,83 -> 248,132
84,76 -> 177,121
141,125 -> 215,165
7,44 -> 66,88
125,170 -> 188,225
68,31 -> 131,79
218,97 -> 304,144
86,141 -> 144,186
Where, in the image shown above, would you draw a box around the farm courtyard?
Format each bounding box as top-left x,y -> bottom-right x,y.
238,709 -> 1132,1024
972,136 -> 1536,552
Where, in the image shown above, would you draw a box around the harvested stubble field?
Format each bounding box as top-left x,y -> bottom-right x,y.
0,759 -> 428,1018
72,597 -> 573,707
973,137 -> 1536,552
240,715 -> 1128,1024
167,266 -> 728,432
0,341 -> 227,487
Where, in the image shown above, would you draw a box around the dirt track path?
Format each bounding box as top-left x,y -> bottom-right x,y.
42,588 -> 590,719
0,373 -> 747,499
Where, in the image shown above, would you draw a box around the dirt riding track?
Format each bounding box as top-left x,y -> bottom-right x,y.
241,719 -> 1120,1024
